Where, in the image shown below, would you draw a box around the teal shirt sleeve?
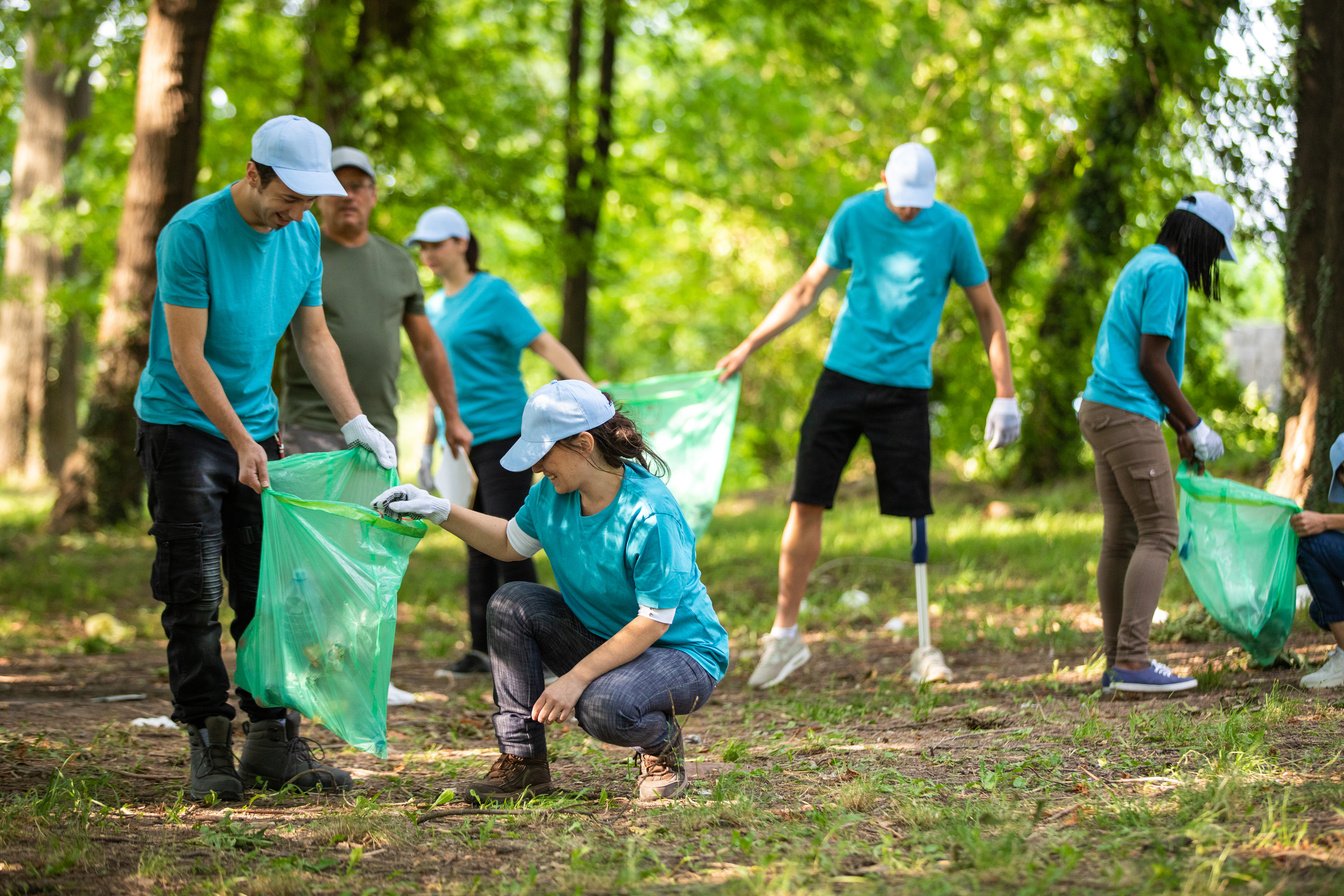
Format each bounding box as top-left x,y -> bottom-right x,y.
300,215 -> 323,307
950,216 -> 989,288
1138,263 -> 1187,337
514,480 -> 543,540
490,279 -> 545,349
156,221 -> 211,308
628,510 -> 698,611
817,204 -> 851,271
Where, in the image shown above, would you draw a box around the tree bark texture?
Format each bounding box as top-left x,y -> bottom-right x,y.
0,36 -> 69,481
50,0 -> 220,531
1267,0 -> 1344,507
560,0 -> 620,369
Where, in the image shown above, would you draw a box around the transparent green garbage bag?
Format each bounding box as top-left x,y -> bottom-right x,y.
1175,463 -> 1300,667
605,371 -> 741,537
236,448 -> 426,757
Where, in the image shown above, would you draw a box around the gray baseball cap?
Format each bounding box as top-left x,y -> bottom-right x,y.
331,146 -> 375,179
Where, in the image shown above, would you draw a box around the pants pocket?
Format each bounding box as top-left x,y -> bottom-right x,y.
149,521 -> 204,604
1127,464 -> 1163,507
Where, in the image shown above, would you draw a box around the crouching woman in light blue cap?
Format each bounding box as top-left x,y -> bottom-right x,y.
1290,434 -> 1344,689
372,380 -> 729,803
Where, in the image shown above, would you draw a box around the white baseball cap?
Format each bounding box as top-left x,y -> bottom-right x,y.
404,206 -> 470,245
884,143 -> 937,208
1175,191 -> 1237,262
500,380 -> 616,472
250,115 -> 346,197
330,146 -> 375,180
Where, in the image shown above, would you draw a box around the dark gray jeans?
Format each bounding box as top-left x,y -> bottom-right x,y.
1078,400 -> 1179,666
486,582 -> 715,759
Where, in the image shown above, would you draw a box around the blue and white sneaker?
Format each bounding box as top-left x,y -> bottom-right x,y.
1111,660 -> 1197,694
1100,668 -> 1117,693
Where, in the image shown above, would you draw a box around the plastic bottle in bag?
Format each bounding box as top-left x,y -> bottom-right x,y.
287,569 -> 328,669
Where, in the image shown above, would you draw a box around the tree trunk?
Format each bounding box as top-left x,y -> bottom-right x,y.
50,0 -> 220,532
988,138 -> 1078,302
297,0 -> 420,138
559,0 -> 620,368
0,35 -> 70,481
1266,0 -> 1344,507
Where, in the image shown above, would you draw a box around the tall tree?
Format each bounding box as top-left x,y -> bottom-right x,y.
50,0 -> 221,531
559,0 -> 621,367
0,21 -> 91,481
1268,0 -> 1344,506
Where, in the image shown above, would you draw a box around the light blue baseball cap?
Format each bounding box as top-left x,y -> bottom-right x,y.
884,143 -> 936,208
405,206 -> 470,245
1329,433 -> 1344,504
1176,191 -> 1237,262
250,115 -> 345,197
500,380 -> 616,472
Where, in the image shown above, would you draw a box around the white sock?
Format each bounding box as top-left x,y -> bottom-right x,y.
770,625 -> 799,640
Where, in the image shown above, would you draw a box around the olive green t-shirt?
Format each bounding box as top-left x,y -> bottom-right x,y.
279,233 -> 424,439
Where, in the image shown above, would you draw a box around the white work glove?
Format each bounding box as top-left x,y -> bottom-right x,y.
372,484 -> 452,525
984,396 -> 1022,450
418,443 -> 436,491
1188,419 -> 1224,463
341,414 -> 397,469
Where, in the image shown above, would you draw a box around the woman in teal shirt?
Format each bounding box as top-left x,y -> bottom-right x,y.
406,206 -> 590,675
1078,192 -> 1236,695
374,380 -> 728,803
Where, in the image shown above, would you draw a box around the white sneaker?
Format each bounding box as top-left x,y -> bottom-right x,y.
387,681 -> 417,706
747,634 -> 811,689
909,645 -> 953,683
1301,646 -> 1344,689
1296,584 -> 1314,612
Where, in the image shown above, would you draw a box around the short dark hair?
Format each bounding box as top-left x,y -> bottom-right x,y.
251,160 -> 279,188
1156,201 -> 1225,302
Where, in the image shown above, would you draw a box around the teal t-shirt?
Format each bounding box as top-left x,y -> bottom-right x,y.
424,273 -> 544,444
512,462 -> 730,681
134,186 -> 323,440
817,192 -> 989,388
1082,245 -> 1188,423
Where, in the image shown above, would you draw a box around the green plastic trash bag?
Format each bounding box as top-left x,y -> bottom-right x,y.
236,448 -> 426,757
1175,463 -> 1300,667
605,371 -> 741,537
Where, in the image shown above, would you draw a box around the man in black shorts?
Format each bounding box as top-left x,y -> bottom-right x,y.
717,143 -> 1021,687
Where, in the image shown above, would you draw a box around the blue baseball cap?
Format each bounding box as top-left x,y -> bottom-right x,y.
405,206 -> 470,245
251,115 -> 346,197
1176,191 -> 1237,262
500,380 -> 616,472
1330,433 -> 1344,504
884,143 -> 936,208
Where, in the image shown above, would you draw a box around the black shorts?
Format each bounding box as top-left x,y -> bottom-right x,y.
791,368 -> 933,517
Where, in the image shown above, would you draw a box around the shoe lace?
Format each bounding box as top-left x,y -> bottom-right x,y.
1149,660 -> 1177,678
488,754 -> 529,781
287,734 -> 328,770
640,750 -> 674,778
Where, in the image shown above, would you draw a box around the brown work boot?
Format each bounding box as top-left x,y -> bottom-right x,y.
635,721 -> 687,802
238,718 -> 353,792
466,753 -> 552,803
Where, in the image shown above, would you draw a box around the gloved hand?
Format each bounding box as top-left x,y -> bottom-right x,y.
341,414 -> 397,469
984,396 -> 1022,450
1188,419 -> 1224,463
371,484 -> 452,525
418,443 -> 436,491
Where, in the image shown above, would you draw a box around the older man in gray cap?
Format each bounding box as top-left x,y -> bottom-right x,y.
134,116 -> 399,801
278,146 -> 472,707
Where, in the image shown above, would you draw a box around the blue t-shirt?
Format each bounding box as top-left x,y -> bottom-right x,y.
509,462 -> 730,681
1082,245 -> 1189,423
134,186 -> 323,440
425,273 -> 545,444
817,192 -> 989,388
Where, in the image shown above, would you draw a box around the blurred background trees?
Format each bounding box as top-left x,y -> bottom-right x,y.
0,0 -> 1320,529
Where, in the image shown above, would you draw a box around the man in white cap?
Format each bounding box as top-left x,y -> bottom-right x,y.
134,115 -> 398,801
717,142 -> 1021,689
276,148 -> 474,708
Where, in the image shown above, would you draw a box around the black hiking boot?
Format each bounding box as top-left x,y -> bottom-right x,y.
238,717 -> 353,792
186,716 -> 244,802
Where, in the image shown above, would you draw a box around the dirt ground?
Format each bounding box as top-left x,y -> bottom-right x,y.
3,630 -> 1343,894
